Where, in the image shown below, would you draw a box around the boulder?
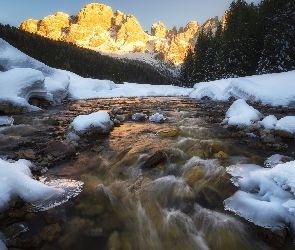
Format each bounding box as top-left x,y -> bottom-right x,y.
141,151 -> 167,169
44,141 -> 76,158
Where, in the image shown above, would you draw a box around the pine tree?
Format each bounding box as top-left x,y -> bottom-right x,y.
217,0 -> 262,78
257,0 -> 295,73
179,49 -> 195,87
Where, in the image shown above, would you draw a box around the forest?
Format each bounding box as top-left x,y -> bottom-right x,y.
179,0 -> 295,87
0,24 -> 178,85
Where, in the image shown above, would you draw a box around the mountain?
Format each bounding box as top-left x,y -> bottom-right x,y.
19,3 -> 221,65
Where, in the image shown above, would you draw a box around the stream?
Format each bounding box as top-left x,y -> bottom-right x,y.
1,97 -> 295,250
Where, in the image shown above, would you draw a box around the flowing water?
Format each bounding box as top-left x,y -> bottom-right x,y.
1,97 -> 295,250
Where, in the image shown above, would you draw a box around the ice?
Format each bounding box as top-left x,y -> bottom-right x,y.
149,113 -> 166,123
70,111 -> 113,134
224,160 -> 295,233
0,239 -> 7,250
264,154 -> 290,168
258,115 -> 278,130
222,99 -> 263,126
0,159 -> 83,212
0,116 -> 14,126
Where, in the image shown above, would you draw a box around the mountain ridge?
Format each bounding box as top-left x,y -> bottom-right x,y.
19,3 -> 223,65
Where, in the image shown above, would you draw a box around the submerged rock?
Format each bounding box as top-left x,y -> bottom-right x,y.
156,128 -> 178,137
141,151 -> 167,169
38,223 -> 61,241
44,141 -> 76,158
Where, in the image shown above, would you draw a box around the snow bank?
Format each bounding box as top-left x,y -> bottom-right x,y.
0,39 -> 69,105
68,80 -> 192,99
70,111 -> 114,135
0,68 -> 47,113
190,70 -> 295,106
0,159 -> 83,211
224,159 -> 295,233
68,77 -> 116,100
222,99 -> 263,126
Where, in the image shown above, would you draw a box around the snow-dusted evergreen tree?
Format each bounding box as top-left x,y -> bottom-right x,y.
179,49 -> 196,87
194,26 -> 222,82
216,0 -> 261,78
257,0 -> 295,74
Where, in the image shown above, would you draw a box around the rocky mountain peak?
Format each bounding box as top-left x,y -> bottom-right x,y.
19,3 -> 225,64
151,21 -> 166,38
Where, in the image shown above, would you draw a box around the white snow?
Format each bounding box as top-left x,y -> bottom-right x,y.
0,159 -> 83,212
258,115 -> 278,130
70,111 -> 113,134
224,160 -> 295,233
276,116 -> 295,134
149,113 -> 166,123
190,71 -> 295,106
222,99 -> 263,126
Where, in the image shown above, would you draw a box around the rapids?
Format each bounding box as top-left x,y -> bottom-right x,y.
1,97 -> 295,249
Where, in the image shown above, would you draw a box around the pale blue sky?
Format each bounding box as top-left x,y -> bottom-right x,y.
0,0 -> 261,32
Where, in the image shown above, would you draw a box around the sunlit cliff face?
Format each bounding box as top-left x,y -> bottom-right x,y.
18,3 -> 221,64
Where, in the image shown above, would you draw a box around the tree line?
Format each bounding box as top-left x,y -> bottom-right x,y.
179,0 -> 295,87
0,24 -> 178,85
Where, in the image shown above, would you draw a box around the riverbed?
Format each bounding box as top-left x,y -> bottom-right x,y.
1,97 -> 295,250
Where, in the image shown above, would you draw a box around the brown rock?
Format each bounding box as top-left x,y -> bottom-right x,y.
38,223 -> 61,241
9,235 -> 41,248
258,227 -> 287,248
141,151 -> 167,169
8,149 -> 36,160
44,141 -> 76,157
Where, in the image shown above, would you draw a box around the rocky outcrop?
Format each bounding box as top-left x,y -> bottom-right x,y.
19,3 -> 225,64
151,22 -> 166,39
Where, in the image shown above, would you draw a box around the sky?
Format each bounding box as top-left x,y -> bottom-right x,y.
1,0 -> 261,32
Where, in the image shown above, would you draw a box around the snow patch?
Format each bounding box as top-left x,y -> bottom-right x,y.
222,99 -> 263,126
0,159 -> 83,212
224,160 -> 295,233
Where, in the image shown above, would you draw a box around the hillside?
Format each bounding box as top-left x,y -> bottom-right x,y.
0,23 -> 178,85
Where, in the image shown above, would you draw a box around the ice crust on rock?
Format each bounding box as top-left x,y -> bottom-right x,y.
149,113 -> 166,123
0,159 -> 83,212
70,111 -> 114,134
222,99 -> 263,126
0,116 -> 14,126
224,160 -> 295,233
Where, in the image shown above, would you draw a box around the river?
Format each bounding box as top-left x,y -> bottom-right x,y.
1,97 -> 295,249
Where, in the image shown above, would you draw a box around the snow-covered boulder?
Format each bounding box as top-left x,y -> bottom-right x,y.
222,99 -> 263,127
0,158 -> 83,212
275,116 -> 295,138
0,68 -> 48,114
70,111 -> 114,135
0,38 -> 69,105
258,115 -> 278,130
224,159 -> 295,234
149,113 -> 166,123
